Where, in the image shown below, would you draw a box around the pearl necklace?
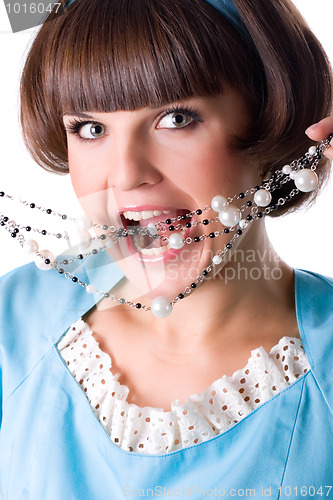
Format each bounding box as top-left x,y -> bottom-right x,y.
1,136 -> 332,317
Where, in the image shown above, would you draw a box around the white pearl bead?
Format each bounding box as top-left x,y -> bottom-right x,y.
253,189 -> 272,207
218,205 -> 241,227
211,195 -> 227,213
151,296 -> 173,318
294,169 -> 318,192
213,255 -> 222,265
86,285 -> 95,294
76,216 -> 92,231
308,146 -> 317,156
282,165 -> 292,175
168,233 -> 185,249
239,219 -> 248,229
34,249 -> 55,271
23,239 -> 39,254
289,171 -> 297,180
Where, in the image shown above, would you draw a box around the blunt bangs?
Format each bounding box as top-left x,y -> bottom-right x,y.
42,0 -> 255,114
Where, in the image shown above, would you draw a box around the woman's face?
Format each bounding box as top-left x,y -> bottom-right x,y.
63,89 -> 261,301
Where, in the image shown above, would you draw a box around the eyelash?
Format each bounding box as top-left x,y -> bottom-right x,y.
64,105 -> 203,143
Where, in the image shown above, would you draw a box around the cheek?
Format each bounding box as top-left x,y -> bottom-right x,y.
183,141 -> 257,202
67,144 -> 107,198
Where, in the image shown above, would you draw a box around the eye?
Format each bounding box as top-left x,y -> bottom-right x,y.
64,118 -> 106,142
156,106 -> 203,130
79,122 -> 106,139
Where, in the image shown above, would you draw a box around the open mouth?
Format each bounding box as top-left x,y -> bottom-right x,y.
120,208 -> 191,256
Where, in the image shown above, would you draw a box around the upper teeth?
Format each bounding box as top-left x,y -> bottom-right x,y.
122,210 -> 170,221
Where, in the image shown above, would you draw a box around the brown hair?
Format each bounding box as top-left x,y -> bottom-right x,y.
20,0 -> 332,216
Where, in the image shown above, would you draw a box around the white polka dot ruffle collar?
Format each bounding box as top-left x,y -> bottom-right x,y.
57,318 -> 310,454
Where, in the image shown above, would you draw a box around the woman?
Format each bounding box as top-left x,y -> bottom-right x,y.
0,0 -> 332,498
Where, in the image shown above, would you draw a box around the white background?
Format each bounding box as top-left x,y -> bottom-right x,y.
0,0 -> 333,279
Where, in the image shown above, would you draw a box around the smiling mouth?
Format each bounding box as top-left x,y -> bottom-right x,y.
120,208 -> 191,256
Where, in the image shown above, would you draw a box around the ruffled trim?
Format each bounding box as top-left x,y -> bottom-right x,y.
57,319 -> 310,454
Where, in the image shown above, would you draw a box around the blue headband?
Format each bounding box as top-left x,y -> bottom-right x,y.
203,0 -> 248,37
64,0 -> 250,41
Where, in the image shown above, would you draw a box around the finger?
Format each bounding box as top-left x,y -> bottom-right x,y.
306,117 -> 333,160
305,116 -> 333,141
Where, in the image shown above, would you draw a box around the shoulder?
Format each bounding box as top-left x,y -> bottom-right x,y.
294,268 -> 333,328
294,268 -> 333,414
0,253 -> 124,403
0,261 -> 91,404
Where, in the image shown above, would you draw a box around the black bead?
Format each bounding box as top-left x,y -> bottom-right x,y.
178,293 -> 185,299
100,234 -> 106,240
102,225 -> 109,230
120,298 -> 125,304
165,218 -> 172,225
196,209 -> 202,215
46,209 -> 52,214
11,232 -> 16,238
30,203 -> 35,208
246,215 -> 253,221
226,243 -> 232,249
194,237 -> 200,243
246,201 -> 253,207
63,259 -> 69,265
255,186 -> 260,191
316,153 -> 322,160
62,214 -> 67,220
0,222 -> 4,226
285,195 -> 292,202
169,226 -> 175,231
136,303 -> 142,309
202,270 -> 208,276
3,217 -> 9,222
92,249 -> 98,254
72,276 -> 78,282
257,212 -> 263,218
202,219 -> 209,225
78,254 -> 83,260
56,233 -> 62,239
58,268 -> 64,274
181,214 -> 187,220
185,222 -> 192,228
191,282 -> 197,288
224,228 -> 230,234
104,292 -> 110,298
237,229 -> 243,235
272,204 -> 278,210
25,225 -> 31,231
41,230 -> 47,235
239,192 -> 245,199
302,158 -> 310,166
0,191 -> 4,197
44,259 -> 50,265
209,232 -> 215,238
14,228 -> 19,233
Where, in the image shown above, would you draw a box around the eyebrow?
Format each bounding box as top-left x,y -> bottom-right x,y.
63,111 -> 96,119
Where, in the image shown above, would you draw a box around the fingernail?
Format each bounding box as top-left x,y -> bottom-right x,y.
306,123 -> 320,134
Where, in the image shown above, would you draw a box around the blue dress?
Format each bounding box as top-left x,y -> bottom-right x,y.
0,254 -> 332,499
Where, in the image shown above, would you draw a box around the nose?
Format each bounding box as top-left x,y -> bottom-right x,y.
107,135 -> 163,192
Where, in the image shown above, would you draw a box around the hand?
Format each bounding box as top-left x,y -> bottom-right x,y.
306,117 -> 333,160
